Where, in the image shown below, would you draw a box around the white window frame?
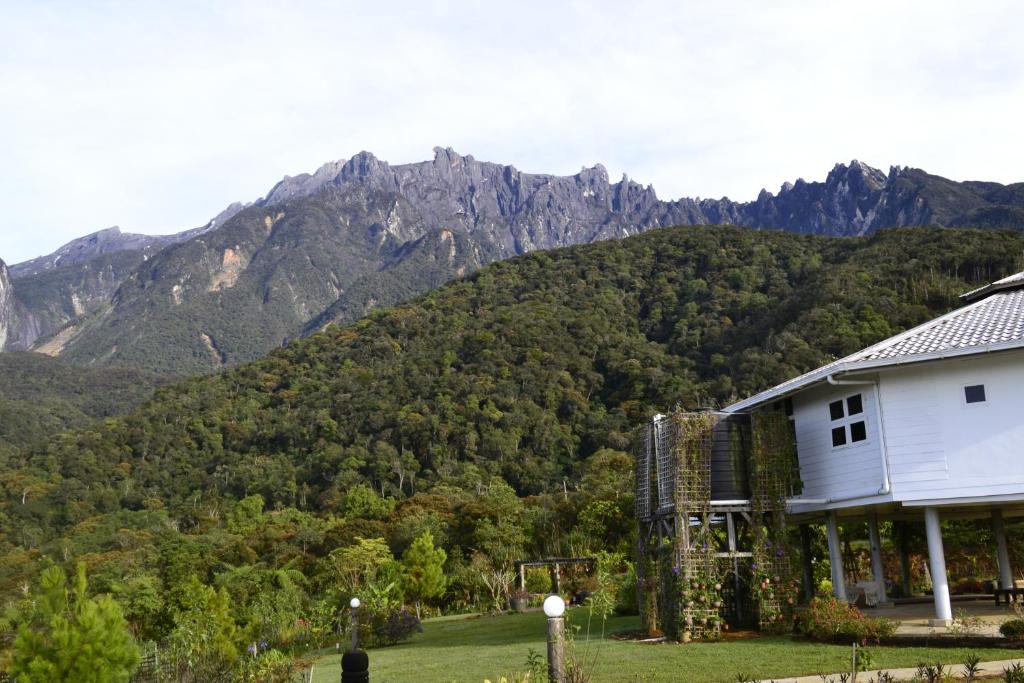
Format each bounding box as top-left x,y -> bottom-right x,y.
828,392 -> 869,450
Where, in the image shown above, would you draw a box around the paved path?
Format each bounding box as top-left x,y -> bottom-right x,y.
769,658 -> 1024,682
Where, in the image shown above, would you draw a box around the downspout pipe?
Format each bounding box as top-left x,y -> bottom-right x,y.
826,373 -> 892,496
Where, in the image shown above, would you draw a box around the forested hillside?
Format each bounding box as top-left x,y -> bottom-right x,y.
0,353 -> 164,456
1,225 -> 1021,673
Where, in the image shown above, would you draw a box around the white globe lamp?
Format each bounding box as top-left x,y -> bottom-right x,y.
350,597 -> 361,609
543,594 -> 565,618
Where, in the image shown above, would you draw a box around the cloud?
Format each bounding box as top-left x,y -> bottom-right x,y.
1,0 -> 1022,262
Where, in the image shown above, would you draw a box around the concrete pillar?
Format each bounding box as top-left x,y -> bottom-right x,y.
826,511 -> 847,601
799,524 -> 815,602
868,510 -> 888,604
923,506 -> 952,626
993,509 -> 1014,590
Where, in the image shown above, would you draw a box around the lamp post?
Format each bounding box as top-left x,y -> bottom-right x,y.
342,597 -> 369,683
349,597 -> 361,651
543,595 -> 566,683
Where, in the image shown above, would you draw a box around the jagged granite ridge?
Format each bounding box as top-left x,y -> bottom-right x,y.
3,148 -> 1023,366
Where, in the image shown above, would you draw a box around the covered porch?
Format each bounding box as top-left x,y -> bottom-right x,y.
872,599 -> 1010,636
794,500 -> 1024,626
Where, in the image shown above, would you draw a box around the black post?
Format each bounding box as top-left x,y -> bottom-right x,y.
799,524 -> 815,602
895,521 -> 913,597
341,651 -> 369,683
342,598 -> 368,683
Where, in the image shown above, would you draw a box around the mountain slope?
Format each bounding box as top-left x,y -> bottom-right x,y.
9,226 -> 1023,532
0,352 -> 165,455
3,205 -> 248,351
5,150 -> 1024,373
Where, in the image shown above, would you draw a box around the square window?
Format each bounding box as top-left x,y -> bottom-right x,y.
847,394 -> 863,416
829,400 -> 845,421
850,421 -> 867,442
831,426 -> 847,447
965,384 -> 986,404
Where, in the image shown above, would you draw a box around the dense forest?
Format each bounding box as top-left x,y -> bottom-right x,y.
0,353 -> 165,456
2,225 -> 1023,677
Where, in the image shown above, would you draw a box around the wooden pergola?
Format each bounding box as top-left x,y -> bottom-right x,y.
513,557 -> 595,594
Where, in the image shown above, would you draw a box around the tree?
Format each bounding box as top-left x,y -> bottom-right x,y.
11,564 -> 140,683
327,536 -> 395,593
169,576 -> 239,682
401,531 -> 447,618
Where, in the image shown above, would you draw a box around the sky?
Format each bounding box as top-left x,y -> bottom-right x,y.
1,1 -> 1023,264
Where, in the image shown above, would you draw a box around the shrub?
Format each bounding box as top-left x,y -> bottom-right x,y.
796,596 -> 896,643
371,609 -> 422,646
615,564 -> 639,615
1000,619 -> 1024,641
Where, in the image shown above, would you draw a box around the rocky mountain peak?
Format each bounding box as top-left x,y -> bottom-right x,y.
0,258 -> 12,349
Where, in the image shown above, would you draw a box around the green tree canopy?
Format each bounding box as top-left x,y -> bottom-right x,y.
402,531 -> 448,618
11,564 -> 140,683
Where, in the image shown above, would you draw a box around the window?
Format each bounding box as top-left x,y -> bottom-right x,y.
850,421 -> 867,442
830,393 -> 868,448
846,394 -> 863,416
965,384 -> 986,404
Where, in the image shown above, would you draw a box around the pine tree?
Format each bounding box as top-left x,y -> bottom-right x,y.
11,563 -> 140,683
402,531 -> 448,619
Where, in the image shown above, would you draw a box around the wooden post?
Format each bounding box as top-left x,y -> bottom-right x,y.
799,524 -> 815,602
826,511 -> 847,601
868,510 -> 888,604
547,612 -> 566,682
993,509 -> 1014,590
924,507 -> 952,625
553,563 -> 561,594
518,562 -> 526,592
544,596 -> 567,683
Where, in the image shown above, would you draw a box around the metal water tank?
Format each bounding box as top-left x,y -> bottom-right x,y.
709,412 -> 751,502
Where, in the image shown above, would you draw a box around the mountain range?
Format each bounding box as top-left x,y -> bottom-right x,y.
2,147 -> 1023,375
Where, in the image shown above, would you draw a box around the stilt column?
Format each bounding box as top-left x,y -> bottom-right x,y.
826,511 -> 847,601
923,506 -> 952,626
993,509 -> 1014,590
867,510 -> 888,604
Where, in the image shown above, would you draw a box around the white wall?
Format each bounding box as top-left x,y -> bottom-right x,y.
880,351 -> 1024,502
791,382 -> 885,501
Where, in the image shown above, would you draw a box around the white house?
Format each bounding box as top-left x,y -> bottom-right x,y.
725,271 -> 1024,625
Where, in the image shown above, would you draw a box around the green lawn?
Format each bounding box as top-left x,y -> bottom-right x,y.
307,610 -> 1021,682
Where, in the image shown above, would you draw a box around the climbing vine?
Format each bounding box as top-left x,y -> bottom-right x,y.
670,412 -> 723,641
750,411 -> 801,632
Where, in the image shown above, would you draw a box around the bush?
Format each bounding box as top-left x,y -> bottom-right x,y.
368,609 -> 422,647
797,596 -> 897,643
615,564 -> 639,615
1000,619 -> 1024,641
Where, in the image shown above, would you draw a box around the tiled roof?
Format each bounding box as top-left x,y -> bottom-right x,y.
726,274 -> 1024,412
863,288 -> 1024,360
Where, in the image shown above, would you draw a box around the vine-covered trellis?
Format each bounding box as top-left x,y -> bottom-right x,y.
749,411 -> 800,632
671,412 -> 723,640
635,408 -> 801,641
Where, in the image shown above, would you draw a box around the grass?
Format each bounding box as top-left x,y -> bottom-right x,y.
307,609 -> 1021,682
